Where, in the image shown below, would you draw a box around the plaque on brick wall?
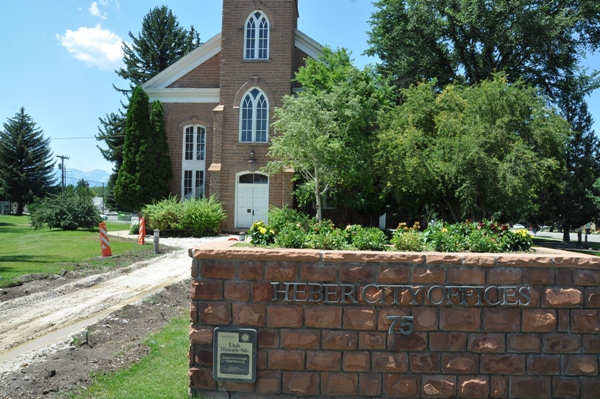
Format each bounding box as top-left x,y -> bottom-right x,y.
213,327 -> 257,383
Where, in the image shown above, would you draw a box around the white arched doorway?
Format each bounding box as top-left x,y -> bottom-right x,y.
235,172 -> 269,228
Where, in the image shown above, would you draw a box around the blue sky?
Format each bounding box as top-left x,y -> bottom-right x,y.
1,0 -> 599,174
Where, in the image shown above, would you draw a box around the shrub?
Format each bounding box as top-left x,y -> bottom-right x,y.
348,226 -> 389,251
249,220 -> 276,246
142,195 -> 181,231
30,189 -> 101,230
129,223 -> 140,235
178,195 -> 227,237
275,223 -> 307,248
304,219 -> 349,250
266,205 -> 310,233
392,222 -> 424,251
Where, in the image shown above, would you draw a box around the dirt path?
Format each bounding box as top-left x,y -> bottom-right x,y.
0,233 -> 228,375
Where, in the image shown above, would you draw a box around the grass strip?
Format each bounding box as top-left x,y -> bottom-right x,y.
71,314 -> 190,399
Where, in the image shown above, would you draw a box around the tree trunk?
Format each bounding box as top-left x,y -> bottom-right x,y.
314,169 -> 322,222
562,222 -> 570,242
16,201 -> 24,216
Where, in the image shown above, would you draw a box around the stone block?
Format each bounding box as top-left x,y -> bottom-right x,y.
507,334 -> 541,353
201,260 -> 235,279
265,262 -> 297,281
483,308 -> 521,332
190,326 -> 213,345
543,333 -> 580,353
306,351 -> 341,371
421,375 -> 456,398
198,302 -> 231,325
282,371 -> 319,395
562,355 -> 599,376
305,305 -> 342,329
251,282 -> 273,302
232,303 -> 265,327
280,329 -> 320,349
487,268 -> 522,284
300,263 -> 338,282
268,349 -> 305,370
527,355 -> 560,375
447,267 -> 485,285
481,355 -> 525,375
189,367 -> 216,390
340,264 -> 376,281
383,374 -> 420,397
571,309 -> 600,333
581,377 -> 600,399
522,309 -> 556,332
358,331 -> 386,350
238,261 -> 264,280
321,372 -> 359,396
371,352 -> 409,373
429,332 -> 467,351
458,376 -> 489,399
553,377 -> 580,398
544,287 -> 582,307
468,333 -> 505,353
342,351 -> 370,372
191,279 -> 223,300
388,332 -> 427,351
490,376 -> 507,398
322,330 -> 357,350
582,334 -> 600,353
413,307 -> 438,331
412,267 -> 446,284
440,307 -> 481,331
343,306 -> 376,330
523,268 -> 553,284
266,305 -> 302,328
573,270 -> 600,286
442,353 -> 478,374
224,281 -> 250,301
410,353 -> 440,373
255,370 -> 281,395
509,376 -> 551,398
257,329 -> 279,348
585,287 -> 600,307
378,265 -> 410,282
359,373 -> 382,396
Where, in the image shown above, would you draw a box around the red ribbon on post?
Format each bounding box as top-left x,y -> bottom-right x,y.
138,217 -> 146,245
99,222 -> 112,257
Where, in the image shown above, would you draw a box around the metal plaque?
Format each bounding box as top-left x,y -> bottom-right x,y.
213,327 -> 257,383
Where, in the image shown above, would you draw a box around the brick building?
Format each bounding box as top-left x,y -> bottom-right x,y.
142,0 -> 321,231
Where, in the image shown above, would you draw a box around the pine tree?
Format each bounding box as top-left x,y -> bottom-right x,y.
147,100 -> 172,199
0,107 -> 56,215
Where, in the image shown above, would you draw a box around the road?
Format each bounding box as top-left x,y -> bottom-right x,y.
535,230 -> 600,244
0,233 -> 227,374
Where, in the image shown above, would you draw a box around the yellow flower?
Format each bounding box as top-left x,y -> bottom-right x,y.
259,227 -> 267,234
442,228 -> 448,233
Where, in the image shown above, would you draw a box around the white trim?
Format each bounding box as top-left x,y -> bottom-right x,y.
295,29 -> 323,60
142,33 -> 222,90
234,171 -> 270,229
145,88 -> 220,103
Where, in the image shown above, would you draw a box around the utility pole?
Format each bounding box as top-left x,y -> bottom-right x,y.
56,155 -> 69,191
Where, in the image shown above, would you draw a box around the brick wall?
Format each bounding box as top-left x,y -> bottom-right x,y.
189,242 -> 600,398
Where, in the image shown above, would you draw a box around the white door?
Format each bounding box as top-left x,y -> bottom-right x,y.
236,173 -> 269,228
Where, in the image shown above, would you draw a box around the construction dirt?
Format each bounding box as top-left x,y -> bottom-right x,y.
0,233 -> 229,399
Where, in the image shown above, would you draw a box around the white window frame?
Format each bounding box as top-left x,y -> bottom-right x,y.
239,88 -> 269,143
181,125 -> 206,199
244,11 -> 269,60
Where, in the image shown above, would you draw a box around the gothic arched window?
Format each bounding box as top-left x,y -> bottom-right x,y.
244,11 -> 269,59
240,88 -> 268,142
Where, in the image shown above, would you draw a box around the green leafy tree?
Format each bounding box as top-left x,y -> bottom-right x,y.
114,87 -> 172,210
376,75 -> 571,222
0,107 -> 56,215
30,186 -> 101,230
96,5 -> 200,207
265,48 -> 391,221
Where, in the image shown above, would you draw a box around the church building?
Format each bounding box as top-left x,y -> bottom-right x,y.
142,0 -> 322,231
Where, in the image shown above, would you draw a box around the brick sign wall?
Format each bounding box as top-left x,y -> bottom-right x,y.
189,242 -> 600,398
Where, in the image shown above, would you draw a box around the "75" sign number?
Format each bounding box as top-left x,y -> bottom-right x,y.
386,315 -> 414,335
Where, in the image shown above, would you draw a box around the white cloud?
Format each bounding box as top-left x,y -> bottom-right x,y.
89,2 -> 106,19
57,24 -> 124,70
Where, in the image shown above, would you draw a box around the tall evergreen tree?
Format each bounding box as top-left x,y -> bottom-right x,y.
96,5 -> 200,209
0,107 -> 56,215
114,87 -> 171,210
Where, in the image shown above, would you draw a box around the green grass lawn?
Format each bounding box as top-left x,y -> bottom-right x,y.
0,215 -> 148,287
70,314 -> 190,399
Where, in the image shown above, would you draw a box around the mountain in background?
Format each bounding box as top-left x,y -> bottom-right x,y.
53,168 -> 110,187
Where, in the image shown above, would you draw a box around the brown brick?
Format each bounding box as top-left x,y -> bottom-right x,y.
483,308 -> 521,332
440,307 -> 481,331
543,333 -> 580,353
509,376 -> 551,398
282,371 -> 319,395
224,281 -> 250,301
199,302 -> 231,325
572,309 -> 600,333
360,373 -> 382,396
190,326 -> 213,345
490,376 -> 507,398
544,287 -> 583,307
468,333 -> 505,353
256,348 -> 267,370
555,268 -> 572,285
458,376 -> 489,399
300,263 -> 338,281
304,305 -> 342,329
487,268 -> 522,284
527,355 -> 560,375
322,330 -> 357,350
413,267 -> 446,284
189,367 -> 216,390
523,268 -> 553,284
238,261 -> 264,280
583,334 -> 600,353
430,332 -> 467,351
340,263 -> 376,281
383,374 -> 420,397
342,351 -> 370,372
372,352 -> 409,373
232,303 -> 265,327
388,332 -> 427,351
266,305 -> 302,328
377,308 -> 410,331
553,377 -> 580,398
410,353 -> 440,373
191,279 -> 223,300
255,370 -> 281,395
358,331 -> 386,350
201,260 -> 236,279
442,353 -> 478,374
257,329 -> 279,348
344,306 -> 376,330
378,265 -> 410,282
585,287 -> 600,307
265,262 -> 297,281
306,351 -> 341,371
562,355 -> 599,376
190,302 -> 198,324
193,348 -> 212,367
280,329 -> 319,349
413,307 -> 438,331
581,377 -> 600,399
251,282 -> 273,302
426,253 -> 463,265
481,355 -> 525,375
573,270 -> 600,285
507,334 -> 541,353
322,372 -> 359,396
522,309 -> 556,332
268,349 -> 304,370
447,267 -> 485,285
558,309 -> 570,332
421,375 -> 456,398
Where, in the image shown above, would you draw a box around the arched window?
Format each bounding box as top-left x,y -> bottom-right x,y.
240,88 -> 268,142
244,11 -> 269,59
182,125 -> 206,199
